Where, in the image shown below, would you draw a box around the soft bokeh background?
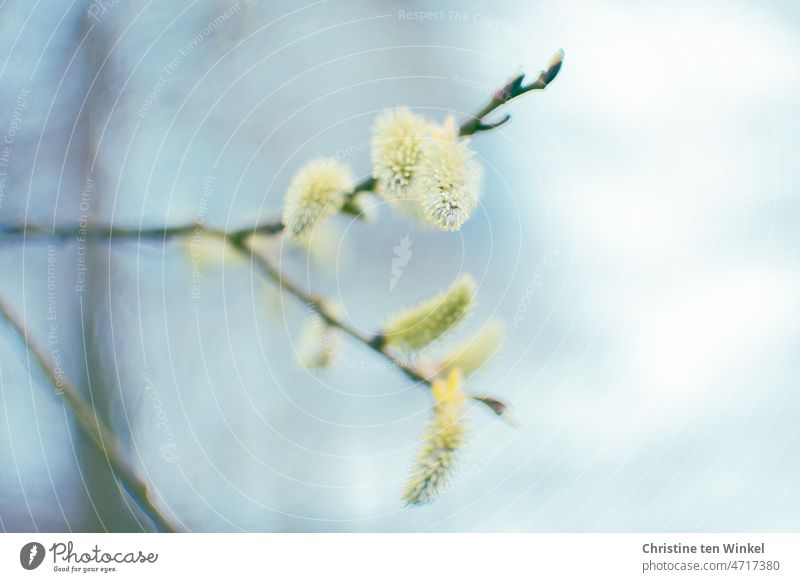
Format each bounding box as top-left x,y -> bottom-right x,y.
0,0 -> 798,532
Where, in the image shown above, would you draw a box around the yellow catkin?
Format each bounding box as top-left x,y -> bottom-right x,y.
403,369 -> 468,506
438,319 -> 506,377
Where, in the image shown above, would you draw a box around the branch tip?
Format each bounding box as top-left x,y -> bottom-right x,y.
476,113 -> 511,132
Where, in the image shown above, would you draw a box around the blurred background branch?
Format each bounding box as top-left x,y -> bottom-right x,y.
0,294 -> 180,532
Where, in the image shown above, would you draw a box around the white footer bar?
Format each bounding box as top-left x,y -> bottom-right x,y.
1,533 -> 797,581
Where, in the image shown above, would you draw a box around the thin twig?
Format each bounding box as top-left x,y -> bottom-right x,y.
0,221 -> 285,242
343,50 -> 563,204
459,49 -> 564,137
0,294 -> 180,532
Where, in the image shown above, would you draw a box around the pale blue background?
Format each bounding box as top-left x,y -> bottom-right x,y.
0,0 -> 798,531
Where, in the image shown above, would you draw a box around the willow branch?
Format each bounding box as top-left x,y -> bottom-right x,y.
0,294 -> 180,532
0,53 -> 563,422
0,51 -> 563,239
230,235 -> 508,417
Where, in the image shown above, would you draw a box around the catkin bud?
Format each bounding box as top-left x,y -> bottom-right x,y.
182,235 -> 231,270
371,107 -> 429,199
426,114 -> 458,144
438,319 -> 505,377
382,274 -> 476,353
542,49 -> 564,86
296,311 -> 338,369
282,158 -> 352,240
403,369 -> 468,506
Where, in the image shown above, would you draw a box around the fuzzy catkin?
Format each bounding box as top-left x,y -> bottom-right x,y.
372,110 -> 483,231
382,274 -> 475,353
418,137 -> 482,231
282,158 -> 352,240
371,107 -> 429,199
403,369 -> 468,506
